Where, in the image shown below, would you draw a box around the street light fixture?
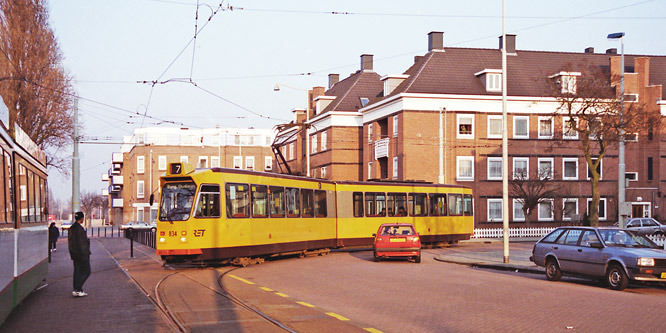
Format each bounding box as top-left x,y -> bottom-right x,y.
607,32 -> 626,227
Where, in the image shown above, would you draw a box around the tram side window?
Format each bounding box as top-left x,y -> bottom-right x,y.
226,183 -> 249,218
19,164 -> 27,222
286,187 -> 300,217
409,193 -> 427,217
448,194 -> 463,216
270,186 -> 285,218
366,192 -> 386,217
251,185 -> 268,218
302,189 -> 314,217
464,194 -> 473,216
314,190 -> 327,217
430,194 -> 447,216
353,192 -> 364,217
388,193 -> 407,216
194,184 -> 220,218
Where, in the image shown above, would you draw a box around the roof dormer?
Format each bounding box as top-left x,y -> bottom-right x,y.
475,69 -> 502,93
381,74 -> 409,96
314,95 -> 336,115
549,72 -> 581,95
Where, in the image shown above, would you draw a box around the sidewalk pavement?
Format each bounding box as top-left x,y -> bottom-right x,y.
434,238 -> 545,274
0,237 -> 174,333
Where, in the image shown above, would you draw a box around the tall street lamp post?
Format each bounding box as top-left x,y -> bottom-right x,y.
608,32 -> 626,228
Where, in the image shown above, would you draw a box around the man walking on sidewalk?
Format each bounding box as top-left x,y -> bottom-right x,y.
68,212 -> 91,297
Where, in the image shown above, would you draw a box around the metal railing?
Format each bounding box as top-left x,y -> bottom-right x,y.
61,226 -> 156,249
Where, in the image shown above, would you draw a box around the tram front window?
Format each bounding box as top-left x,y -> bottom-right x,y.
159,182 -> 197,221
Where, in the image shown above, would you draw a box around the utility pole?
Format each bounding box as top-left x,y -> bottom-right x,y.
72,99 -> 80,219
501,0 -> 510,263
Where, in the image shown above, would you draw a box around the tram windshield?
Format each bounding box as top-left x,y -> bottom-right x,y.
159,182 -> 197,221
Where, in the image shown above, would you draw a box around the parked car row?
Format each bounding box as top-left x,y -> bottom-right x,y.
120,221 -> 157,231
531,226 -> 666,291
625,217 -> 666,236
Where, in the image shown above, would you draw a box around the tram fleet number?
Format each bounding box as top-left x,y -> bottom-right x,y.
167,230 -> 206,237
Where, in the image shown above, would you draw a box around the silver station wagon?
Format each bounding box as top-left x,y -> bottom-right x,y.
531,227 -> 666,291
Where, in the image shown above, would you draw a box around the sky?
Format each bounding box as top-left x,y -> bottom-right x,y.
45,0 -> 666,201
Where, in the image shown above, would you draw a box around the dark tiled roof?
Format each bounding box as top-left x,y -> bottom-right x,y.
383,48 -> 666,99
322,70 -> 383,113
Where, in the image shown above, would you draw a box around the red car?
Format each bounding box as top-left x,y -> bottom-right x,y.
373,223 -> 422,263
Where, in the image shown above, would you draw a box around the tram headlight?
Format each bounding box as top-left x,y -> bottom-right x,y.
159,237 -> 166,243
180,237 -> 187,242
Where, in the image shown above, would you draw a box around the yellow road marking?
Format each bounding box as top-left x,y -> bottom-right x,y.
326,312 -> 350,321
228,275 -> 255,285
364,328 -> 384,333
275,292 -> 289,297
296,301 -> 316,308
259,287 -> 274,292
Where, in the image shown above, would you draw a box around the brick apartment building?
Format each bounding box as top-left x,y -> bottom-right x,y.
275,31 -> 666,228
104,127 -> 275,225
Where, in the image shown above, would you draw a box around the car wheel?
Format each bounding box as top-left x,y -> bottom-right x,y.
415,251 -> 421,263
545,259 -> 562,281
607,264 -> 629,291
373,252 -> 379,262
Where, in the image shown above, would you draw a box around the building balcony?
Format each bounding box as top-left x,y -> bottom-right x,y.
112,198 -> 123,208
111,175 -> 123,185
374,138 -> 389,159
112,152 -> 123,163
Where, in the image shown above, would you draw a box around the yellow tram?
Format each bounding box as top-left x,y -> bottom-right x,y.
155,163 -> 473,264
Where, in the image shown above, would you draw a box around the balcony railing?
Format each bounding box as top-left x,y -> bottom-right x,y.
374,138 -> 389,159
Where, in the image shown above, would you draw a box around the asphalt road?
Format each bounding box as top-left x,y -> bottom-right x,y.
231,248 -> 666,332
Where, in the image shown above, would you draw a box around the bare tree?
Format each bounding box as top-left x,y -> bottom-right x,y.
0,0 -> 74,174
80,191 -> 103,228
510,169 -> 559,227
550,61 -> 660,226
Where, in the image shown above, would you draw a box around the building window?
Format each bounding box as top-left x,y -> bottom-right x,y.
136,208 -> 145,222
457,156 -> 474,181
211,156 -> 220,168
538,199 -> 554,221
137,180 -> 145,199
289,143 -> 294,160
311,135 -> 317,154
180,155 -> 188,164
648,157 -> 653,181
513,116 -> 529,139
626,172 -> 637,182
368,124 -> 373,143
513,199 -> 525,221
563,198 -> 578,221
587,158 -> 601,180
265,156 -> 273,171
560,75 -> 577,94
486,73 -> 502,92
198,156 -> 208,168
563,158 -> 578,180
158,155 -> 167,171
513,157 -> 529,179
321,166 -> 327,178
137,156 -> 145,174
393,115 -> 399,137
368,162 -> 372,180
321,131 -> 327,151
563,118 -> 578,139
538,117 -> 553,139
587,198 -> 607,221
246,156 -> 254,170
538,158 -> 553,180
487,199 -> 503,222
233,156 -> 242,169
487,157 -> 502,180
393,156 -> 398,179
487,115 -> 502,139
457,114 -> 474,139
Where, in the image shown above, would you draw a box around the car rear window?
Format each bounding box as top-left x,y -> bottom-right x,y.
541,229 -> 565,243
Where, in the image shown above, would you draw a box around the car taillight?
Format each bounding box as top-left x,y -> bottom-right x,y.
413,237 -> 419,242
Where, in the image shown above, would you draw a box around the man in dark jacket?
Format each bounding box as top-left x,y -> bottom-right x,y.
68,211 -> 91,297
48,222 -> 59,252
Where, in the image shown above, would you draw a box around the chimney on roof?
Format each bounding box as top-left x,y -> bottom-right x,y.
585,47 -> 595,54
360,54 -> 373,71
428,31 -> 444,52
499,34 -> 516,54
606,48 -> 617,54
328,74 -> 339,89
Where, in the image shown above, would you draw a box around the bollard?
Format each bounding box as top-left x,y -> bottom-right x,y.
129,229 -> 134,258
